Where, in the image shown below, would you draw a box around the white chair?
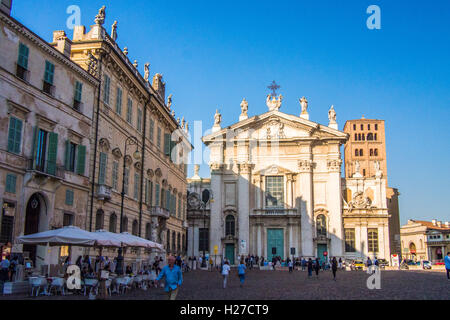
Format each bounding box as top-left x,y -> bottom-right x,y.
105,279 -> 112,296
29,277 -> 48,297
134,275 -> 143,289
49,277 -> 65,296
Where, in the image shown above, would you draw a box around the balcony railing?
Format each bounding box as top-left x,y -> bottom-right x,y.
16,63 -> 30,82
149,206 -> 170,219
252,208 -> 299,216
96,184 -> 112,200
27,159 -> 64,179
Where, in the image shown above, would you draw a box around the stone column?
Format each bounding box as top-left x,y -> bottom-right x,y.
238,163 -> 252,256
210,163 -> 223,258
151,216 -> 159,243
327,157 -> 344,257
298,158 -> 313,257
257,223 -> 262,257
360,223 -> 368,259
288,222 -> 294,258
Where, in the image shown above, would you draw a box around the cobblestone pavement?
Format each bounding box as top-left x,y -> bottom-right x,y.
1,269 -> 449,300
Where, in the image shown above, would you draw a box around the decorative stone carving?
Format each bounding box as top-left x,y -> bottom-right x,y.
239,98 -> 248,121
265,119 -> 286,139
212,109 -> 222,133
134,162 -> 142,170
298,159 -> 313,172
353,161 -> 363,178
147,169 -> 154,178
266,94 -> 283,111
133,60 -> 138,68
111,21 -> 117,41
95,6 -> 106,26
238,163 -> 253,174
327,159 -> 342,172
124,155 -> 132,166
87,51 -> 99,77
112,147 -> 123,158
328,105 -> 338,130
209,162 -> 224,173
155,168 -> 162,178
162,179 -> 168,188
99,138 -> 111,151
374,160 -> 383,179
187,192 -> 201,210
348,191 -> 373,211
167,94 -> 172,109
299,96 -> 309,120
123,47 -> 128,56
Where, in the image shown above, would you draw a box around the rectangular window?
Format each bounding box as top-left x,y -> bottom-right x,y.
360,124 -> 364,130
7,117 -> 23,154
164,133 -> 171,156
155,183 -> 160,206
137,108 -> 142,132
17,43 -> 29,80
166,189 -> 171,211
63,213 -> 74,226
44,61 -> 55,85
368,124 -> 371,130
65,141 -> 77,172
74,81 -> 83,102
353,124 -> 356,130
5,174 -> 17,194
199,228 -> 209,252
115,87 -> 122,115
98,152 -> 107,185
112,161 -> 119,190
126,98 -> 133,124
124,168 -> 129,196
148,180 -> 153,206
344,228 -> 356,252
65,189 -> 74,206
178,197 -> 181,218
134,173 -> 140,200
265,176 -> 284,208
375,124 -> 378,130
103,74 -> 111,104
157,127 -> 161,149
368,228 -> 379,253
149,119 -> 154,142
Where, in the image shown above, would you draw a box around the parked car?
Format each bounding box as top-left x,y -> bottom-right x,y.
400,263 -> 409,270
377,259 -> 389,269
421,260 -> 432,269
351,260 -> 364,270
406,260 -> 420,266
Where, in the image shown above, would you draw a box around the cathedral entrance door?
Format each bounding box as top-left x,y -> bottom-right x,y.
267,228 -> 284,261
317,244 -> 327,263
225,244 -> 235,265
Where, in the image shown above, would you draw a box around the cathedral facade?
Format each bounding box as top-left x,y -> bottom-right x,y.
187,94 -> 396,264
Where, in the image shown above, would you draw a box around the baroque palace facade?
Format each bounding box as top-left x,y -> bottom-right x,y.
187,95 -> 401,265
0,3 -> 191,269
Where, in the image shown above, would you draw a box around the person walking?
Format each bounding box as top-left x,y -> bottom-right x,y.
238,258 -> 246,288
331,257 -> 338,281
307,258 -> 313,278
288,259 -> 294,273
314,258 -> 320,278
221,261 -> 230,288
444,252 -> 450,280
155,256 -> 183,300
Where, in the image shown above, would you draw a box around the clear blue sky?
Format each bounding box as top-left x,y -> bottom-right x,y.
12,1 -> 450,225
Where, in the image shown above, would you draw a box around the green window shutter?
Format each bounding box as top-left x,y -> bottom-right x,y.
8,117 -> 22,154
46,132 -> 58,175
65,189 -> 74,206
18,43 -> 29,69
103,75 -> 110,104
64,140 -> 71,170
74,81 -> 83,102
133,173 -> 139,199
31,126 -> 38,168
166,190 -> 170,210
127,98 -> 133,123
98,152 -> 107,185
76,145 -> 86,175
5,174 -> 17,194
112,161 -> 118,190
116,87 -> 122,115
144,179 -> 148,204
137,108 -> 142,132
178,197 -> 181,218
164,133 -> 171,156
44,61 -> 55,84
149,119 -> 154,141
149,181 -> 153,206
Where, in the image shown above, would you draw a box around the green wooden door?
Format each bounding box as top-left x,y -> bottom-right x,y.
267,228 -> 284,261
317,244 -> 327,263
225,244 -> 235,265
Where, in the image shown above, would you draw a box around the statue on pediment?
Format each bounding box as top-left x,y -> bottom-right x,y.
214,109 -> 222,126
300,97 -> 308,114
167,94 -> 173,109
95,6 -> 106,25
111,21 -> 118,41
348,191 -> 373,211
144,63 -> 150,82
266,94 -> 283,111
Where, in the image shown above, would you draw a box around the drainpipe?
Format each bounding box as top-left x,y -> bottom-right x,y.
89,52 -> 103,232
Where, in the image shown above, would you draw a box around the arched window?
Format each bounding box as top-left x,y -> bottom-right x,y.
166,230 -> 170,251
374,133 -> 377,141
95,209 -> 104,230
172,231 -> 176,252
358,133 -> 361,141
374,149 -> 378,156
132,219 -> 138,236
225,215 -> 235,236
353,124 -> 356,130
355,149 -> 359,157
409,242 -> 416,254
109,213 -> 117,233
316,215 -> 326,237
367,133 -> 373,141
182,234 -> 186,253
145,223 -> 151,240
375,124 -> 378,130
202,189 -> 210,204
360,149 -> 364,156
122,216 -> 128,233
362,133 -> 365,141
368,124 -> 371,130
177,233 -> 181,253
354,133 -> 357,141
370,149 -> 373,156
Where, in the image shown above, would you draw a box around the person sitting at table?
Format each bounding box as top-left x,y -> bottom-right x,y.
125,265 -> 133,276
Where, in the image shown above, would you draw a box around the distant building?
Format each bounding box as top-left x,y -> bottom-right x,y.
400,219 -> 450,262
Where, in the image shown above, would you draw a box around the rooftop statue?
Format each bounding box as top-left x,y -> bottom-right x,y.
95,6 -> 106,25
266,94 -> 283,111
300,96 -> 308,114
144,63 -> 150,82
111,21 -> 117,40
214,109 -> 222,126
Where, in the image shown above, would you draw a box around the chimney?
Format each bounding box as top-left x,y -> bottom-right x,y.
73,25 -> 86,41
0,0 -> 12,15
432,219 -> 437,226
152,73 -> 165,101
445,221 -> 449,228
437,221 -> 442,228
52,31 -> 72,57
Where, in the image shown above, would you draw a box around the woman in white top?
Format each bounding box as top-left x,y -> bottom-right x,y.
221,261 -> 231,289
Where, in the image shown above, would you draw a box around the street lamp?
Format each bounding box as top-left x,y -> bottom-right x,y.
116,136 -> 141,275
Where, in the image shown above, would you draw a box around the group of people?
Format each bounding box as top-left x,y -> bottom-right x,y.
220,258 -> 247,289
0,255 -> 20,283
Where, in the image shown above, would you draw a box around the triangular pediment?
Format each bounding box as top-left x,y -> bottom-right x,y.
253,164 -> 295,176
203,110 -> 348,144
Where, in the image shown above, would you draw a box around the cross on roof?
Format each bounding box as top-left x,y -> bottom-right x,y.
268,80 -> 280,97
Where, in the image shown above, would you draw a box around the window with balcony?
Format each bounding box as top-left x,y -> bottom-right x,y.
126,98 -> 133,124
64,141 -> 86,175
33,128 -> 59,176
265,176 -> 284,208
112,161 -> 119,190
